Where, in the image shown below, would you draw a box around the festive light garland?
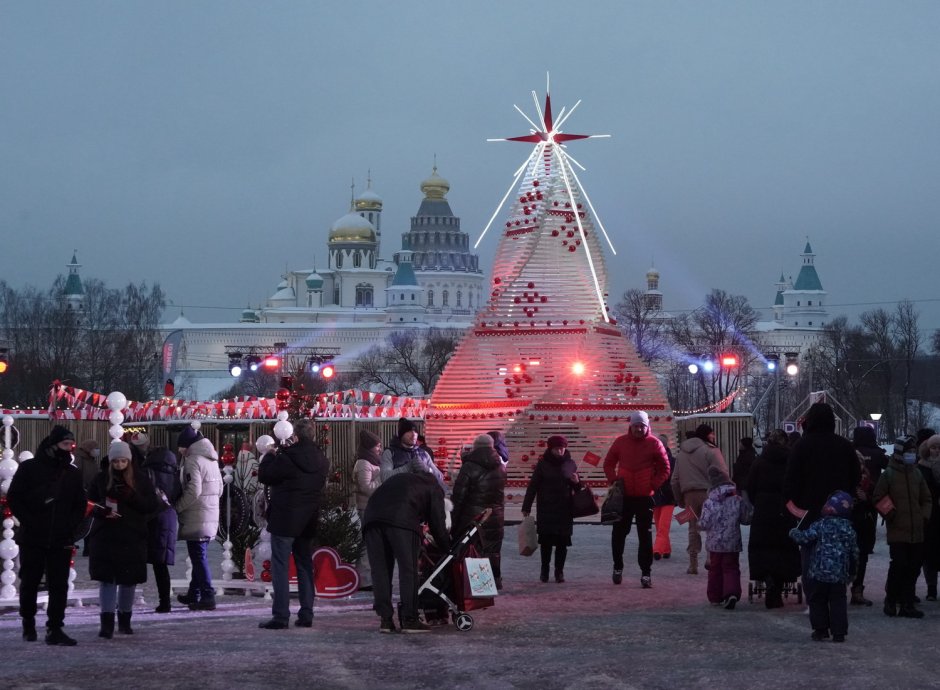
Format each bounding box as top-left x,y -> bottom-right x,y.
673,387 -> 744,416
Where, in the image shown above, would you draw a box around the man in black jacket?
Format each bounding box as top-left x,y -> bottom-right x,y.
784,402 -> 860,603
363,471 -> 449,633
7,425 -> 86,645
257,418 -> 329,630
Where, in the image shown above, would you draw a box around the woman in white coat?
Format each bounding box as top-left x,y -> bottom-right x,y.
354,430 -> 383,590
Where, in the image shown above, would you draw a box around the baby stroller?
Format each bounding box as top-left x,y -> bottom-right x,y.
414,508 -> 496,632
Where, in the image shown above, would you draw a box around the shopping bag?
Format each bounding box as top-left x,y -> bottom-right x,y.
518,515 -> 538,556
571,483 -> 600,518
674,505 -> 698,525
463,557 -> 499,597
600,480 -> 624,525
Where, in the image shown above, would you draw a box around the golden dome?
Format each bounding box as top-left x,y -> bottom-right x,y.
329,212 -> 376,243
420,165 -> 450,200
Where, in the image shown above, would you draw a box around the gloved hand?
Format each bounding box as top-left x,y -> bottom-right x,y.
107,481 -> 133,501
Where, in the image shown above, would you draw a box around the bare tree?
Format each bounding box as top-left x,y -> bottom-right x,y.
893,300 -> 920,433
0,278 -> 165,406
860,308 -> 897,438
613,288 -> 670,364
669,290 -> 758,409
353,328 -> 460,396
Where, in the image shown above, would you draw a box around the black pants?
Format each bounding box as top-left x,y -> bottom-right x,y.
809,581 -> 848,636
18,544 -> 72,630
153,563 -> 171,604
611,496 -> 654,575
365,525 -> 421,621
852,551 -> 869,590
886,542 -> 925,605
540,543 -> 568,573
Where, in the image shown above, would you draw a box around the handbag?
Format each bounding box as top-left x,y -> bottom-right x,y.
739,492 -> 755,526
518,515 -> 538,556
571,483 -> 599,519
601,479 -> 624,525
463,557 -> 499,597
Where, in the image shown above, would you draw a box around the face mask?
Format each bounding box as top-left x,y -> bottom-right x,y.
902,452 -> 917,464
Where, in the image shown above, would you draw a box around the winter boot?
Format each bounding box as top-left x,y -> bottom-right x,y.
45,628 -> 77,646
155,598 -> 172,614
99,613 -> 115,639
687,554 -> 699,575
883,599 -> 898,617
540,564 -> 549,583
554,569 -> 565,583
898,603 -> 925,619
117,611 -> 134,635
850,585 -> 873,606
22,617 -> 37,642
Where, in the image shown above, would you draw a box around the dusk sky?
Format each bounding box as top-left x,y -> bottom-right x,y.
3,2 -> 939,333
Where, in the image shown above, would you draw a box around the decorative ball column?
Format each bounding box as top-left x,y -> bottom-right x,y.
101,391 -> 129,597
0,416 -> 20,600
220,443 -> 236,582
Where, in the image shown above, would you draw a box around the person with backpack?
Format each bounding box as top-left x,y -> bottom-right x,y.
874,435 -> 932,619
132,432 -> 183,613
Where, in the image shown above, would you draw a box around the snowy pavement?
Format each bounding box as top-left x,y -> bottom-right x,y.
1,521 -> 932,690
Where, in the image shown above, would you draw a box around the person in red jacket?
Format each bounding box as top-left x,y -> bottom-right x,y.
603,411 -> 670,588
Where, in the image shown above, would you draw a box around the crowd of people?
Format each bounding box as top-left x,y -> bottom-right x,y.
6,403 -> 939,644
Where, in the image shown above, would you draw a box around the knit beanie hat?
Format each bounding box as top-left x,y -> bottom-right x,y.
177,425 -> 204,449
546,435 -> 568,449
397,417 -> 418,438
129,431 -> 149,447
79,439 -> 99,454
473,433 -> 495,449
894,435 -> 917,455
49,425 -> 75,444
821,490 -> 853,518
358,429 -> 381,450
708,465 -> 730,489
108,441 -> 132,461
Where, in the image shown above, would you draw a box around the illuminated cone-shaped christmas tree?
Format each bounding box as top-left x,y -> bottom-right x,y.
427,82 -> 675,497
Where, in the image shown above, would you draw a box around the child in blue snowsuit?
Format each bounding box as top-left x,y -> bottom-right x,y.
789,491 -> 859,642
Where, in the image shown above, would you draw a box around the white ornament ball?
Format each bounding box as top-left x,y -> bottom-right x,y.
109,425 -> 124,440
273,420 -> 293,441
108,411 -> 124,426
1,415 -> 12,427
255,541 -> 272,562
276,411 -> 289,422
1,568 -> 17,586
191,421 -> 202,431
0,538 -> 17,561
106,391 -> 127,412
0,479 -> 9,495
17,451 -> 33,462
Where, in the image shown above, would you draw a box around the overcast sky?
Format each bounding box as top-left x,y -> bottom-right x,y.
3,2 -> 939,335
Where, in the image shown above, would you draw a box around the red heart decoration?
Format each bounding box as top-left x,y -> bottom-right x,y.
312,547 -> 360,599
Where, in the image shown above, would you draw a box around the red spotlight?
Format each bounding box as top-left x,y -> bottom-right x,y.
320,364 -> 336,379
263,356 -> 280,370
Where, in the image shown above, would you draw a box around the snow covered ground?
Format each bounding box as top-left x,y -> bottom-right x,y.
1,520 -> 932,690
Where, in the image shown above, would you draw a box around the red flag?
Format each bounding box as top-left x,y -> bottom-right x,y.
582,451 -> 602,467
674,506 -> 698,525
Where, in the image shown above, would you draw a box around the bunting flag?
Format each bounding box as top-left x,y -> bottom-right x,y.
43,383 -> 428,421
